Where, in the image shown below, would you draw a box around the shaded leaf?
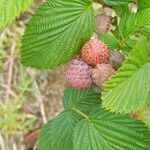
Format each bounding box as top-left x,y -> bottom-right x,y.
73,109 -> 150,150
38,111 -> 81,150
140,26 -> 150,37
38,87 -> 150,150
113,4 -> 129,16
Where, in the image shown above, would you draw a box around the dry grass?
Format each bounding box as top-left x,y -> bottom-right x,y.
0,1 -> 66,149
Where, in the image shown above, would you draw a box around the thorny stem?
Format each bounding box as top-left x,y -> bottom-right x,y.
72,107 -> 90,121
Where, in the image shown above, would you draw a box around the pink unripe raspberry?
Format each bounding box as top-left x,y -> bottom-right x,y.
92,64 -> 115,86
95,14 -> 111,34
65,57 -> 93,89
81,39 -> 109,66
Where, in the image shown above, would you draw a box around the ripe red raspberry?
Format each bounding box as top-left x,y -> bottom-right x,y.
108,51 -> 125,70
81,39 -> 109,66
65,57 -> 93,89
95,14 -> 111,34
92,64 -> 115,86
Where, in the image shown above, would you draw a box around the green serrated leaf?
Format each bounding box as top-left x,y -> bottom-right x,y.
147,97 -> 150,109
38,87 -> 150,150
21,0 -> 94,69
140,26 -> 150,37
102,38 -> 150,113
103,0 -> 131,5
138,0 -> 150,10
0,0 -> 34,29
38,87 -> 100,150
121,38 -> 138,55
138,106 -> 150,130
117,8 -> 150,38
101,0 -> 130,16
73,109 -> 150,150
99,33 -> 119,50
63,87 -> 101,114
38,111 -> 82,150
113,4 -> 129,16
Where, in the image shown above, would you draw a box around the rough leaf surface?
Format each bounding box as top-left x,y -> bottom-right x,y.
117,8 -> 150,38
38,87 -> 150,150
73,109 -> 150,150
21,0 -> 94,69
102,38 -> 150,113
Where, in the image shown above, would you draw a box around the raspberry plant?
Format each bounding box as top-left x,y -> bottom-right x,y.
1,0 -> 150,149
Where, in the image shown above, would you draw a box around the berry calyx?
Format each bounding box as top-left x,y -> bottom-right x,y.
108,51 -> 125,70
65,57 -> 93,89
92,63 -> 115,86
81,39 -> 109,66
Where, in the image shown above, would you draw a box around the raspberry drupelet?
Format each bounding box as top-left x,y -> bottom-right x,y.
92,63 -> 115,86
81,39 -> 109,66
65,57 -> 93,89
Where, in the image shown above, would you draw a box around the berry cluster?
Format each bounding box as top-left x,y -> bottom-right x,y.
64,14 -> 125,89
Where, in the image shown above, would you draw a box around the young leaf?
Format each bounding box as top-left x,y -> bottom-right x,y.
0,0 -> 34,29
38,111 -> 82,150
73,109 -> 150,150
21,0 -> 94,69
102,38 -> 150,113
99,33 -> 119,50
117,8 -> 150,38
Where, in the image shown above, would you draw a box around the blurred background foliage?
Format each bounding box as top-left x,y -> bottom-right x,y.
0,0 -> 65,149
